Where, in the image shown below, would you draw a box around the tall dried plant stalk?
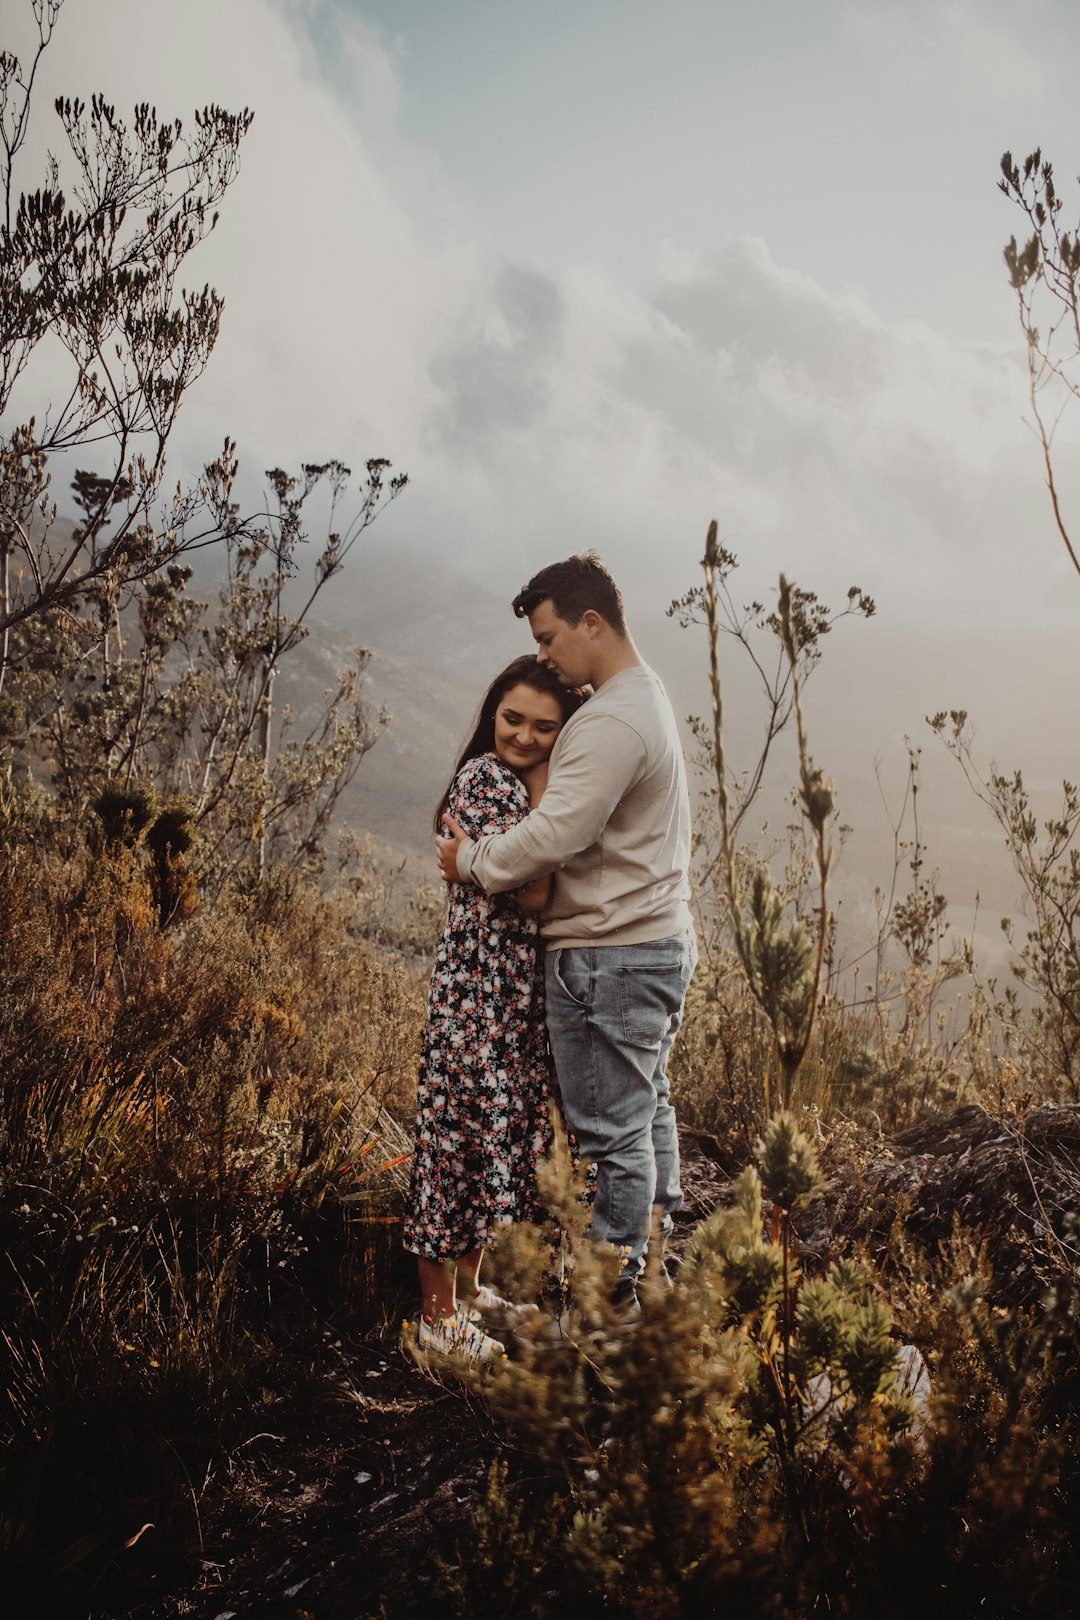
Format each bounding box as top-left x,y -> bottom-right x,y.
701,522 -> 835,1110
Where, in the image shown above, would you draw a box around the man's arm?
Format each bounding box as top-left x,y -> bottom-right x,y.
434,818 -> 550,908
436,713 -> 645,894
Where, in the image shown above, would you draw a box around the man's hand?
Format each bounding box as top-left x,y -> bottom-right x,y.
436,812 -> 468,883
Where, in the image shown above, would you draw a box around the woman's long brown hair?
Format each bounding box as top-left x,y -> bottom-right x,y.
433,655 -> 586,833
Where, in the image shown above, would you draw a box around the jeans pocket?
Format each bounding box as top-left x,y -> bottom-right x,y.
551,948 -> 591,1010
617,963 -> 686,1048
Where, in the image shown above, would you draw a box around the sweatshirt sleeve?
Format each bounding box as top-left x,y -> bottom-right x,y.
457,711 -> 646,894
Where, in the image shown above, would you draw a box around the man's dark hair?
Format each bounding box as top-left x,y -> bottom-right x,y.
512,550 -> 628,635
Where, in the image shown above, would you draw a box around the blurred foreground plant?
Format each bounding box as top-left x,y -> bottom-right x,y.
454,1119 -> 911,1616
446,1120 -> 1080,1618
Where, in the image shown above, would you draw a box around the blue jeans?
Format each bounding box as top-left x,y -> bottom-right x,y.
545,931 -> 697,1281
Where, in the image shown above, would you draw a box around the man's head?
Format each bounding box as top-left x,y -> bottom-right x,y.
512,551 -> 627,635
512,552 -> 630,688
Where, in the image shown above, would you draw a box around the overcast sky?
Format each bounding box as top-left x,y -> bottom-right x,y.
9,0 -> 1080,632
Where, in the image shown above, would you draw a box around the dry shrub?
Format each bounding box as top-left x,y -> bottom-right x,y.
0,788 -> 425,1606
446,1131 -> 1080,1619
672,968 -> 971,1156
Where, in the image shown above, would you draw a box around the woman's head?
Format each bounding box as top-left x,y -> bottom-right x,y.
434,656 -> 585,830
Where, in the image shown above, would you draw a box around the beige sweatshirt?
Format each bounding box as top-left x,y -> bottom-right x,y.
456,664 -> 693,950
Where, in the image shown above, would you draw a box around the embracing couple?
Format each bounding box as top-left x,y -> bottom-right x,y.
401,552 -> 697,1360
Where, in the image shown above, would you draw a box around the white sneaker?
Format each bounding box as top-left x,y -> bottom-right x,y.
417,1310 -> 506,1362
469,1285 -> 539,1316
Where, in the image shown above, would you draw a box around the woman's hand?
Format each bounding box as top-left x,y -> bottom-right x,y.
436,813 -> 467,883
513,873 -> 553,913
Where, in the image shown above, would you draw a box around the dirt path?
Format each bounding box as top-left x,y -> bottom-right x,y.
159,1338 -> 492,1620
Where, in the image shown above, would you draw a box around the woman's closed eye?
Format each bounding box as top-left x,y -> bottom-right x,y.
503,710 -> 557,733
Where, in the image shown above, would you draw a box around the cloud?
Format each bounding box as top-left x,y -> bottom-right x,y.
5,0 -> 1075,636
430,265 -> 565,447
837,0 -> 1054,103
649,239 -> 890,403
413,229 -> 1057,628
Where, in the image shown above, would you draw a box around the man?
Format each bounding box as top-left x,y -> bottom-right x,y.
436,552 -> 696,1304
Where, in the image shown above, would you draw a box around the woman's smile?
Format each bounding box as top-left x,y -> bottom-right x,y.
492,683 -> 563,771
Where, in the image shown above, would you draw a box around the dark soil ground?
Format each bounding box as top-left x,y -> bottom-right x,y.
161,1340 -> 494,1620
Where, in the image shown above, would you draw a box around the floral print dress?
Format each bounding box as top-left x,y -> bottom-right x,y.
402,752 -> 555,1260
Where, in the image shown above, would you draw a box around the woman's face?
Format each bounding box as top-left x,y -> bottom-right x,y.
493,683 -> 564,772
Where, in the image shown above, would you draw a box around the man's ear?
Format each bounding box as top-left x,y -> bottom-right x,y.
580,608 -> 604,636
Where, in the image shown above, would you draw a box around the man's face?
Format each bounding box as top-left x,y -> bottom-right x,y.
528,599 -> 594,687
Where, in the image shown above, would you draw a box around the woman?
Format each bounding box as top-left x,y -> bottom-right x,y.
402,655 -> 585,1360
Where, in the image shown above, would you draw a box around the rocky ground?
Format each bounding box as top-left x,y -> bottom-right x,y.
147,1106 -> 1079,1620
807,1102 -> 1080,1303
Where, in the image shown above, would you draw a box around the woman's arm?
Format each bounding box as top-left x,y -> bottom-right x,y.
520,759 -> 549,807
